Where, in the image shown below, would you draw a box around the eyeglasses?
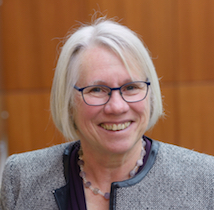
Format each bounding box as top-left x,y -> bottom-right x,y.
74,81 -> 150,106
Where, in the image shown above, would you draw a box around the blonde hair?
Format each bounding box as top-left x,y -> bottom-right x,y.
50,17 -> 163,141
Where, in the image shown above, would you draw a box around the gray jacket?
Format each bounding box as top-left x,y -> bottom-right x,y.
1,139 -> 214,210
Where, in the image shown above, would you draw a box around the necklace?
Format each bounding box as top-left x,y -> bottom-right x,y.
77,138 -> 146,200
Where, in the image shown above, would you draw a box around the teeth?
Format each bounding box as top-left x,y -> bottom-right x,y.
101,122 -> 131,131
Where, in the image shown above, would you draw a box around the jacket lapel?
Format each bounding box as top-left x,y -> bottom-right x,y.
53,141 -> 77,210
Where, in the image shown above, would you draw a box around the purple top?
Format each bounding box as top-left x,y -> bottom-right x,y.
68,137 -> 151,210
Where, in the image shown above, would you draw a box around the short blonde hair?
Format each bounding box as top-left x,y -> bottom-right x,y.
50,17 -> 163,141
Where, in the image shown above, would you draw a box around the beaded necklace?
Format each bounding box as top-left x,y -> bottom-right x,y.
78,139 -> 146,200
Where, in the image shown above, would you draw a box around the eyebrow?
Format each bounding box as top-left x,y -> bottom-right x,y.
90,79 -> 136,86
91,80 -> 106,85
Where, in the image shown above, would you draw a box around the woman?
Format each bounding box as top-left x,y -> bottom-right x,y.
1,17 -> 214,210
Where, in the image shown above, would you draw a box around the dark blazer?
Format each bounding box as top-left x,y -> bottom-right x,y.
1,139 -> 214,210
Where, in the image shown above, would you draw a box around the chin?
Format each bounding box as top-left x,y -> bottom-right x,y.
101,137 -> 139,155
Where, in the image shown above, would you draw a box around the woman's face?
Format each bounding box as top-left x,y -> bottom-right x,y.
73,46 -> 150,156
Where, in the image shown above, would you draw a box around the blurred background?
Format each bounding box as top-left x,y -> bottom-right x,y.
1,0 -> 214,181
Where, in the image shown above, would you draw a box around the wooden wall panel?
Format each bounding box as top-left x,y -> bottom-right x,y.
0,17 -> 7,144
146,85 -> 178,145
0,0 -> 87,90
4,91 -> 64,154
123,0 -> 178,83
0,93 -> 4,139
86,0 -> 125,19
86,0 -> 178,82
0,0 -> 88,154
177,0 -> 214,81
0,0 -> 214,155
178,83 -> 214,155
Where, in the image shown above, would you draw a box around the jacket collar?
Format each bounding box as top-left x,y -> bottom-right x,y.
53,138 -> 159,210
53,141 -> 79,210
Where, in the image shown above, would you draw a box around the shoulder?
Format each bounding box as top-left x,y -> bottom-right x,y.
12,142 -> 69,160
3,142 -> 72,180
4,143 -> 69,173
156,141 -> 214,171
0,142 -> 72,209
115,141 -> 214,209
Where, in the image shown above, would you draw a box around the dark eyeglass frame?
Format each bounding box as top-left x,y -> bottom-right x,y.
74,81 -> 151,106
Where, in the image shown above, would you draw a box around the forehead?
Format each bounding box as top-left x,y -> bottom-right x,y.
77,46 -> 145,85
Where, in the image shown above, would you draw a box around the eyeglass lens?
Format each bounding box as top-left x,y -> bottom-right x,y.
82,81 -> 149,106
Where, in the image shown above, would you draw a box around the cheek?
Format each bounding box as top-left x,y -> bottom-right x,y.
73,98 -> 101,128
134,97 -> 150,122
72,95 -> 86,126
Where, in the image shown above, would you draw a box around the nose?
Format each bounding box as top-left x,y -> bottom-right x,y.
104,90 -> 129,115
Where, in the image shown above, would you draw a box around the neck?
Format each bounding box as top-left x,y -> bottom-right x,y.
78,138 -> 146,197
82,141 -> 142,176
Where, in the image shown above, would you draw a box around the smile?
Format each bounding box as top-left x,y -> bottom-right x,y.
100,122 -> 131,131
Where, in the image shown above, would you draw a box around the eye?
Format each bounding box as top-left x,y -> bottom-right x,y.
90,87 -> 102,93
124,84 -> 139,91
85,86 -> 109,96
127,85 -> 136,90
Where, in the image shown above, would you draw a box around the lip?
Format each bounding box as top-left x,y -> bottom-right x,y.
99,121 -> 132,131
